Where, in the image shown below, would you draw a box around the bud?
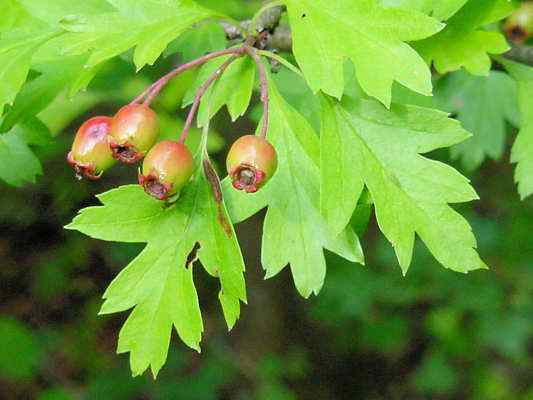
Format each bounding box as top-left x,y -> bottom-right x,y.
67,116 -> 115,180
226,135 -> 277,193
504,3 -> 533,44
138,140 -> 194,200
109,104 -> 159,164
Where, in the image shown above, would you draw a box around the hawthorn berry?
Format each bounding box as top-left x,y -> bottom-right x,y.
504,3 -> 533,44
109,104 -> 159,164
67,116 -> 115,180
226,135 -> 277,193
138,140 -> 194,200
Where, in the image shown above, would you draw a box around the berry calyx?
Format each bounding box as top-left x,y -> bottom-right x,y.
226,135 -> 277,193
503,3 -> 533,44
109,104 -> 159,164
138,140 -> 194,200
67,116 -> 115,180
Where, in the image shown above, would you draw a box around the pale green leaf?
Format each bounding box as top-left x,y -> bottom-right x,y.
416,0 -> 513,75
223,78 -> 364,298
283,0 -> 444,106
66,155 -> 246,376
434,70 -> 520,170
320,95 -> 487,274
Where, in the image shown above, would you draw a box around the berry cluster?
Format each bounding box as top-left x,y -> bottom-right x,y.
67,37 -> 278,201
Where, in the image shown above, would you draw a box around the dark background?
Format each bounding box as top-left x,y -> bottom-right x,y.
1,1 -> 532,399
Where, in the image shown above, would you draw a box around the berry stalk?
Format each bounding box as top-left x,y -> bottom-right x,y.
243,45 -> 269,138
132,47 -> 244,106
178,55 -> 240,144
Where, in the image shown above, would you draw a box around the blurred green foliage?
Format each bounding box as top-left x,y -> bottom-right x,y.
0,0 -> 532,399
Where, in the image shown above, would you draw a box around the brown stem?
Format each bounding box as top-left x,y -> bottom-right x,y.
243,45 -> 269,138
178,55 -> 241,144
131,48 -> 243,106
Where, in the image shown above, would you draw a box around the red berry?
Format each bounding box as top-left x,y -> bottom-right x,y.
67,116 -> 115,180
504,3 -> 533,44
109,104 -> 159,164
226,135 -> 277,193
139,140 -> 194,200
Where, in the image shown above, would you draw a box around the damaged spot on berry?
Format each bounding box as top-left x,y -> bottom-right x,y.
67,116 -> 115,180
110,143 -> 144,164
138,140 -> 194,201
226,135 -> 277,193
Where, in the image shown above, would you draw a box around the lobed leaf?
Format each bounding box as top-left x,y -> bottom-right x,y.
67,154 -> 246,376
415,0 -> 513,75
320,95 -> 487,275
283,0 -> 444,107
58,0 -> 220,70
223,76 -> 364,298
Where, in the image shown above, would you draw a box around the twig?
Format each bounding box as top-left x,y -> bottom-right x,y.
178,55 -> 241,144
243,45 -> 270,139
131,48 -> 243,106
504,45 -> 533,67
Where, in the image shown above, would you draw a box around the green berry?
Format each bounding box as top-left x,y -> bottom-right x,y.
109,103 -> 159,164
226,135 -> 277,193
67,116 -> 115,180
139,140 -> 194,200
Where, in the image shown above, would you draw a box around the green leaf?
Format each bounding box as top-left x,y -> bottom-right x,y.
283,0 -> 444,107
319,95 -> 487,274
223,77 -> 364,298
0,56 -> 86,132
501,59 -> 533,200
66,156 -> 246,376
184,55 -> 256,125
0,29 -> 59,114
0,123 -> 44,186
59,0 -> 219,70
434,70 -> 520,171
415,0 -> 512,75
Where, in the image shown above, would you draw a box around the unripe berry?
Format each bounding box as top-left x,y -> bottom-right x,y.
138,140 -> 194,200
503,3 -> 533,44
226,135 -> 277,193
67,116 -> 115,180
109,104 -> 159,164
